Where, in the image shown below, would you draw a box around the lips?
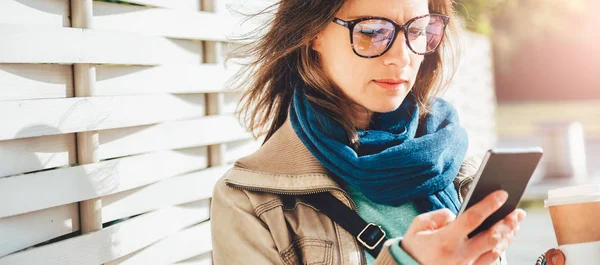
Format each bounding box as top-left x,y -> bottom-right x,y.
372,79 -> 408,90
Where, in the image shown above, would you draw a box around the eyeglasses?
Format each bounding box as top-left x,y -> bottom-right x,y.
332,14 -> 450,58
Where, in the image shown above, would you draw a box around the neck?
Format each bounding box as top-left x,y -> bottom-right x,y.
353,107 -> 373,130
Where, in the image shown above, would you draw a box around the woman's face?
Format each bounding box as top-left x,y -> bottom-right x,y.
312,0 -> 429,127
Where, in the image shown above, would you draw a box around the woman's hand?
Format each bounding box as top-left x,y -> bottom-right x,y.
401,190 -> 526,265
545,249 -> 565,265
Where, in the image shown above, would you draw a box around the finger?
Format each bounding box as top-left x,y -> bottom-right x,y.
452,190 -> 508,236
546,249 -> 566,265
407,208 -> 456,234
505,209 -> 525,238
499,210 -> 522,240
508,208 -> 527,223
500,210 -> 520,232
472,249 -> 503,265
463,212 -> 517,260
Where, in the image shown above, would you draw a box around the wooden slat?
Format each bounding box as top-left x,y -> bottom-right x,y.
0,133 -> 76,178
118,0 -> 201,10
0,147 -> 208,219
224,138 -> 261,164
93,2 -> 234,41
207,41 -> 241,65
0,64 -> 73,101
95,64 -> 235,96
207,0 -> 278,14
106,221 -> 211,265
212,0 -> 234,13
0,203 -> 79,258
222,92 -> 242,114
0,200 -> 210,265
0,94 -> 205,141
102,165 -> 229,223
173,253 -> 212,265
0,0 -> 70,27
0,25 -> 202,65
98,115 -> 250,159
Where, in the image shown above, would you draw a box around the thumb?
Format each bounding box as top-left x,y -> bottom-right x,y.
407,208 -> 456,234
546,249 -> 566,265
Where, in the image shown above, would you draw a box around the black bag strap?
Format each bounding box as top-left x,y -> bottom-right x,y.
302,192 -> 388,258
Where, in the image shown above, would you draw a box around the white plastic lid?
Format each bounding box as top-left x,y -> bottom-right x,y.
544,184 -> 600,207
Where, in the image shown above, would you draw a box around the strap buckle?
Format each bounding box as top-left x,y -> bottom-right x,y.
357,223 -> 386,250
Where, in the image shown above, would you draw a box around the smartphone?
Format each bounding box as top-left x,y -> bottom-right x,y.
458,147 -> 543,238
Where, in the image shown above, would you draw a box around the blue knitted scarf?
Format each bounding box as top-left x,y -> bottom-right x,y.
289,86 -> 468,214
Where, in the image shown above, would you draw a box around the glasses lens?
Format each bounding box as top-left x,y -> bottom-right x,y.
352,19 -> 395,57
407,15 -> 446,54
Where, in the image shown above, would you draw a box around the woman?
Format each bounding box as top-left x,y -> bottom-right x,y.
211,0 -> 525,264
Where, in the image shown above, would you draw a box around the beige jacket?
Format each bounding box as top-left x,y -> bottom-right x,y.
211,119 -> 505,265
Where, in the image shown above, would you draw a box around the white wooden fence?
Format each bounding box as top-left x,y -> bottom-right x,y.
0,1 -> 496,264
0,0 -> 259,264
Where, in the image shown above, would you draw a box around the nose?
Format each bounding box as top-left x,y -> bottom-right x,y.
381,33 -> 411,67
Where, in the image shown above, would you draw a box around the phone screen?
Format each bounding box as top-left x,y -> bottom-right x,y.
458,148 -> 543,238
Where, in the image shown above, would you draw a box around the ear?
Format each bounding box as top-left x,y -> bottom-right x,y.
311,34 -> 323,53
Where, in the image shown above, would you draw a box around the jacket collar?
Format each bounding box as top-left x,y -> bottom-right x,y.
224,118 -> 344,193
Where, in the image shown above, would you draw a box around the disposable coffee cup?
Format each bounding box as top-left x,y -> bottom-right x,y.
557,241 -> 600,265
544,184 -> 600,245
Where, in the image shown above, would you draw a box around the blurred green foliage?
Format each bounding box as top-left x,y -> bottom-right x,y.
97,0 -> 127,3
453,0 -> 510,36
455,0 -> 587,36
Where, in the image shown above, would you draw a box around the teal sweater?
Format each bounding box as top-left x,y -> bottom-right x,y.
345,184 -> 421,265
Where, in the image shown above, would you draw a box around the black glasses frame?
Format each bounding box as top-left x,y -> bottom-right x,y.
332,13 -> 450,58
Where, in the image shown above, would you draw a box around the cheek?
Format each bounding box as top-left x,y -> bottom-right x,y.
409,54 -> 425,83
319,30 -> 368,94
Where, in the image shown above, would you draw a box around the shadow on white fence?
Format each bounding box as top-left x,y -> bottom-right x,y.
0,0 -> 259,264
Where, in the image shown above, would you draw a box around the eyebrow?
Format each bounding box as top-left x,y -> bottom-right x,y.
344,13 -> 429,23
345,14 -> 392,20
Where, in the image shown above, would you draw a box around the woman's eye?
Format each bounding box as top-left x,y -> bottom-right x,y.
408,28 -> 425,38
376,28 -> 392,35
359,26 -> 390,35
359,28 -> 376,35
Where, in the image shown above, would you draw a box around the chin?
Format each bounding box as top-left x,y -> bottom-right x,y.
365,100 -> 403,113
365,93 -> 408,113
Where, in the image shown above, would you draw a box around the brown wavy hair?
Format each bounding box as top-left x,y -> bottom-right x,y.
227,0 -> 462,146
